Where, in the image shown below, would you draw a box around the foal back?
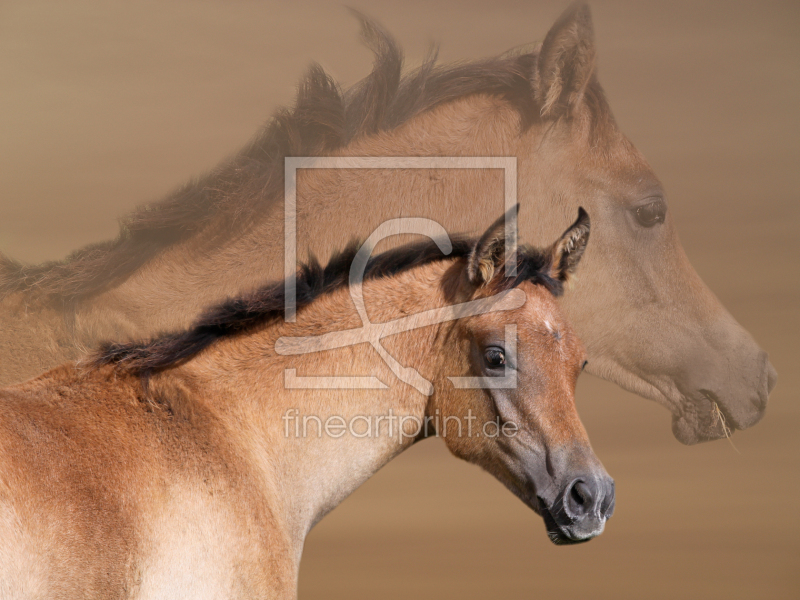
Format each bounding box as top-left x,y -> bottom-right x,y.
0,366 -> 290,599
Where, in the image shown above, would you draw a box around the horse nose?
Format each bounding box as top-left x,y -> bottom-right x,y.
689,350 -> 774,434
767,362 -> 778,393
763,354 -> 778,403
540,471 -> 614,544
563,476 -> 615,521
749,351 -> 775,413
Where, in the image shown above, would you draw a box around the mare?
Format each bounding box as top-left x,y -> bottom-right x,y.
0,4 -> 775,443
0,210 -> 613,598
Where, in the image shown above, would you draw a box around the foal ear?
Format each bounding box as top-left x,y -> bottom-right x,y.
467,205 -> 519,287
548,207 -> 590,282
534,2 -> 596,119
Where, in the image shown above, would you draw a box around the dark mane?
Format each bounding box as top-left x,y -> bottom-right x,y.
93,237 -> 562,375
0,15 -> 608,306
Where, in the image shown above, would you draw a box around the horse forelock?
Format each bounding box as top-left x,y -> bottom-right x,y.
5,14 -> 612,306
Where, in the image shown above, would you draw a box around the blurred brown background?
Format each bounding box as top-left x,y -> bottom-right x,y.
1,1 -> 797,598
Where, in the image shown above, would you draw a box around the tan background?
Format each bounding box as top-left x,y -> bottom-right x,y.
1,1 -> 798,598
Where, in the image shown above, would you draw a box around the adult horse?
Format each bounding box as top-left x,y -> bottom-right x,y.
0,210 -> 613,598
0,4 -> 775,443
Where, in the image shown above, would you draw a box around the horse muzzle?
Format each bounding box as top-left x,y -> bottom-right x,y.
538,475 -> 615,545
671,350 -> 777,445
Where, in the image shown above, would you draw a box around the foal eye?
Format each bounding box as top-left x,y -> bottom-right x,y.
484,347 -> 505,369
634,197 -> 667,227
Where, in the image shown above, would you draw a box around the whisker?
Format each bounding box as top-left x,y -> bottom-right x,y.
712,401 -> 740,454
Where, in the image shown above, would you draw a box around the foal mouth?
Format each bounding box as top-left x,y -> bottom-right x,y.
539,507 -> 596,545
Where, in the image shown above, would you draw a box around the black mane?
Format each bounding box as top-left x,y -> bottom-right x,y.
94,237 -> 561,375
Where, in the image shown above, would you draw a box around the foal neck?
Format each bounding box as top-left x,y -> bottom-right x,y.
180,259 -> 460,550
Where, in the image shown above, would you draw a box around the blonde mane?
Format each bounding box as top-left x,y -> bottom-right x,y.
0,16 -> 573,305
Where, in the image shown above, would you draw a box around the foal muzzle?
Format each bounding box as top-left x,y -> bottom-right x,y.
539,475 -> 615,545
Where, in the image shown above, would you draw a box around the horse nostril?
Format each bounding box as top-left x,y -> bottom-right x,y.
565,479 -> 593,518
571,482 -> 588,506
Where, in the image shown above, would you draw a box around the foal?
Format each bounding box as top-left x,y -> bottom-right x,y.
0,209 -> 612,599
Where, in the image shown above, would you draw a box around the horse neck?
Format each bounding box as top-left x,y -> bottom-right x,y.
81,94 -> 528,338
180,260 -> 459,546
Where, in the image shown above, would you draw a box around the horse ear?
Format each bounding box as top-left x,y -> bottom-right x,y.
467,205 -> 519,287
548,207 -> 590,282
534,2 -> 596,119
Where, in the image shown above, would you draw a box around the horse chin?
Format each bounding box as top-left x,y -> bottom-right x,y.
671,409 -> 732,445
540,507 -> 594,546
668,366 -> 770,444
518,491 -> 582,545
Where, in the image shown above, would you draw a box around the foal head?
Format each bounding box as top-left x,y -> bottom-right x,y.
434,208 -> 613,544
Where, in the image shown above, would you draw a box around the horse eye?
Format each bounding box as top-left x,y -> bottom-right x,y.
581,360 -> 588,371
484,347 -> 505,369
634,198 -> 667,227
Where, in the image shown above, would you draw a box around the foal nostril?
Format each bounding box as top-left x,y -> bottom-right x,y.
563,477 -> 615,522
550,476 -> 614,541
564,479 -> 594,518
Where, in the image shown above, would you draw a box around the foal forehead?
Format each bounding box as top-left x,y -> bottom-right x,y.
517,287 -> 572,339
475,284 -> 574,341
515,290 -> 586,367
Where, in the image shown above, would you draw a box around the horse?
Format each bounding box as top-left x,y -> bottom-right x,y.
0,3 -> 775,444
0,208 -> 613,598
